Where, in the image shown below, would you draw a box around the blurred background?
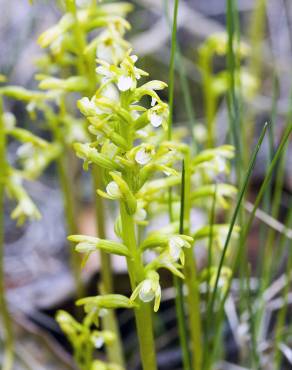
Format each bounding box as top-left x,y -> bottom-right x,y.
1,0 -> 292,369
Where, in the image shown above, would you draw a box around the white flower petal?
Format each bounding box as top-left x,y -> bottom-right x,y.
3,112 -> 16,130
96,44 -> 113,63
136,130 -> 148,138
106,181 -> 121,198
135,148 -> 152,165
150,113 -> 163,127
134,208 -> 147,222
131,110 -> 140,119
117,75 -> 133,91
17,143 -> 34,158
169,243 -> 181,261
93,337 -> 104,349
139,280 -> 155,302
215,157 -> 227,172
102,83 -> 119,101
96,66 -> 112,78
130,55 -> 138,63
169,236 -> 185,249
76,0 -> 91,7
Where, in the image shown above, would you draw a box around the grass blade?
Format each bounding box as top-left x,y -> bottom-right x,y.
208,122 -> 269,317
174,161 -> 192,370
168,0 -> 179,140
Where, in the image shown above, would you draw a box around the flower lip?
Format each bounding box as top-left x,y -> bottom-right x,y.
134,208 -> 147,222
130,54 -> 138,63
135,146 -> 154,165
93,336 -> 104,349
106,181 -> 121,198
139,279 -> 155,302
150,112 -> 163,128
117,75 -> 133,91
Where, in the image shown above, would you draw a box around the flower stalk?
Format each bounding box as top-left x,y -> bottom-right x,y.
183,149 -> 203,370
120,202 -> 157,370
0,96 -> 14,370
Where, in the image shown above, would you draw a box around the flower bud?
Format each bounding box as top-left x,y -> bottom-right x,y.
90,330 -> 115,349
68,234 -> 130,256
193,224 -> 240,250
77,294 -> 137,311
56,310 -> 81,337
0,86 -> 44,102
106,181 -> 122,199
109,172 -> 137,214
74,143 -> 121,171
192,145 -> 234,167
3,112 -> 16,130
78,97 -> 100,116
39,76 -> 88,92
38,14 -> 74,48
191,184 -> 237,209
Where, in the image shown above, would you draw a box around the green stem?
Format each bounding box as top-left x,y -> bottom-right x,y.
203,184 -> 217,362
168,0 -> 179,140
174,275 -> 191,370
56,153 -> 83,299
45,105 -> 83,300
92,167 -> 112,290
245,265 -> 260,369
163,0 -> 197,150
92,167 -> 125,367
244,0 -> 267,168
249,0 -> 267,84
226,0 -> 242,184
257,74 -> 278,277
120,203 -> 157,370
0,96 -> 14,370
199,50 -> 216,148
183,150 -> 202,370
174,161 -> 192,370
